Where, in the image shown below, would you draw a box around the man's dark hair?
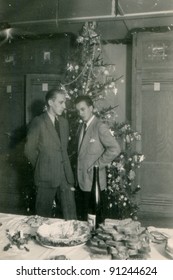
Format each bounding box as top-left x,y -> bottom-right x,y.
45,86 -> 66,106
75,95 -> 93,107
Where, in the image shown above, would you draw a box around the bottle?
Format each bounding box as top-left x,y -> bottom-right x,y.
87,165 -> 103,231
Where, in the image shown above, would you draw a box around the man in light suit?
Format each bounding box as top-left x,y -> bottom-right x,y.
24,87 -> 77,219
75,95 -> 121,221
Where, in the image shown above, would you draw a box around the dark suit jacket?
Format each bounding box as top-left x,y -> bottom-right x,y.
24,112 -> 74,188
77,116 -> 121,192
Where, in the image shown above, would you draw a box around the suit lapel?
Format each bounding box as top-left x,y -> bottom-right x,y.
79,117 -> 98,155
43,112 -> 61,146
77,123 -> 83,140
59,116 -> 67,146
78,123 -> 85,152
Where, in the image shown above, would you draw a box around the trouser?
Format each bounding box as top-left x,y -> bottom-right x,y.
35,179 -> 77,220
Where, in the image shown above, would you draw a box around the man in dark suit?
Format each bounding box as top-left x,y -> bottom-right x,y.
24,87 -> 77,219
75,95 -> 121,221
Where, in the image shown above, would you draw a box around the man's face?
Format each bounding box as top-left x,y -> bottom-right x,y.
76,101 -> 93,122
49,93 -> 66,116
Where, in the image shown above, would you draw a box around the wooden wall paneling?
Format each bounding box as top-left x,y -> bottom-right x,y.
22,40 -> 37,73
25,36 -> 70,74
132,31 -> 173,221
25,74 -> 62,124
0,35 -> 71,214
0,41 -> 24,75
0,76 -> 25,214
0,35 -> 71,76
140,163 -> 173,217
140,77 -> 173,217
0,76 -> 24,151
136,32 -> 173,70
132,34 -> 142,152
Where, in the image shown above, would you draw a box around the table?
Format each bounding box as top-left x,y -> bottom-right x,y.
0,213 -> 172,260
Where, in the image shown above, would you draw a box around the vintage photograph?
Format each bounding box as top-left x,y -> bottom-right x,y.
0,0 -> 173,262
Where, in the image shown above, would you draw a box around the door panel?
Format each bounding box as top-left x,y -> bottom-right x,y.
25,74 -> 61,124
132,32 -> 173,219
0,76 -> 25,213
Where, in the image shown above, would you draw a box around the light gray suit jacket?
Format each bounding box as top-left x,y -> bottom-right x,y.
77,116 -> 121,192
24,112 -> 74,188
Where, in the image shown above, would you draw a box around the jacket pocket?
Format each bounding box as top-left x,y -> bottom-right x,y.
87,141 -> 103,155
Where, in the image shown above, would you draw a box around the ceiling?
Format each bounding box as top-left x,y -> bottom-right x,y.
0,0 -> 173,42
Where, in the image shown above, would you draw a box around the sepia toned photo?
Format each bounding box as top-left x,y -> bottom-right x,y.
0,0 -> 173,265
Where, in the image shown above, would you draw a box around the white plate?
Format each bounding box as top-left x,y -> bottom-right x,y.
36,219 -> 90,248
165,248 -> 173,259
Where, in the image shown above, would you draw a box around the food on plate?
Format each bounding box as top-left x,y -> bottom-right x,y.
24,215 -> 47,228
36,219 -> 90,246
88,218 -> 150,259
16,215 -> 48,236
48,255 -> 69,260
3,215 -> 47,251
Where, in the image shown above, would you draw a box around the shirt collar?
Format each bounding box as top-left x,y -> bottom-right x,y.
85,115 -> 95,129
47,111 -> 56,125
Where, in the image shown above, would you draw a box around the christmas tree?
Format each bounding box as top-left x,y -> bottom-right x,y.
62,21 -> 145,220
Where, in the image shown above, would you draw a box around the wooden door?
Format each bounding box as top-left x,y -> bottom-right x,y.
0,75 -> 25,213
132,32 -> 173,221
25,74 -> 61,124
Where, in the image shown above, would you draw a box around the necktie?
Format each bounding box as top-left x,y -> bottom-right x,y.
82,122 -> 87,139
78,122 -> 87,149
55,118 -> 61,140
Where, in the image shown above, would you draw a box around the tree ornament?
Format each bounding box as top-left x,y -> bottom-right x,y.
62,21 -> 145,220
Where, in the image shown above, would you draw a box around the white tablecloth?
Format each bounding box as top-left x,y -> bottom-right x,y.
0,213 -> 172,260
